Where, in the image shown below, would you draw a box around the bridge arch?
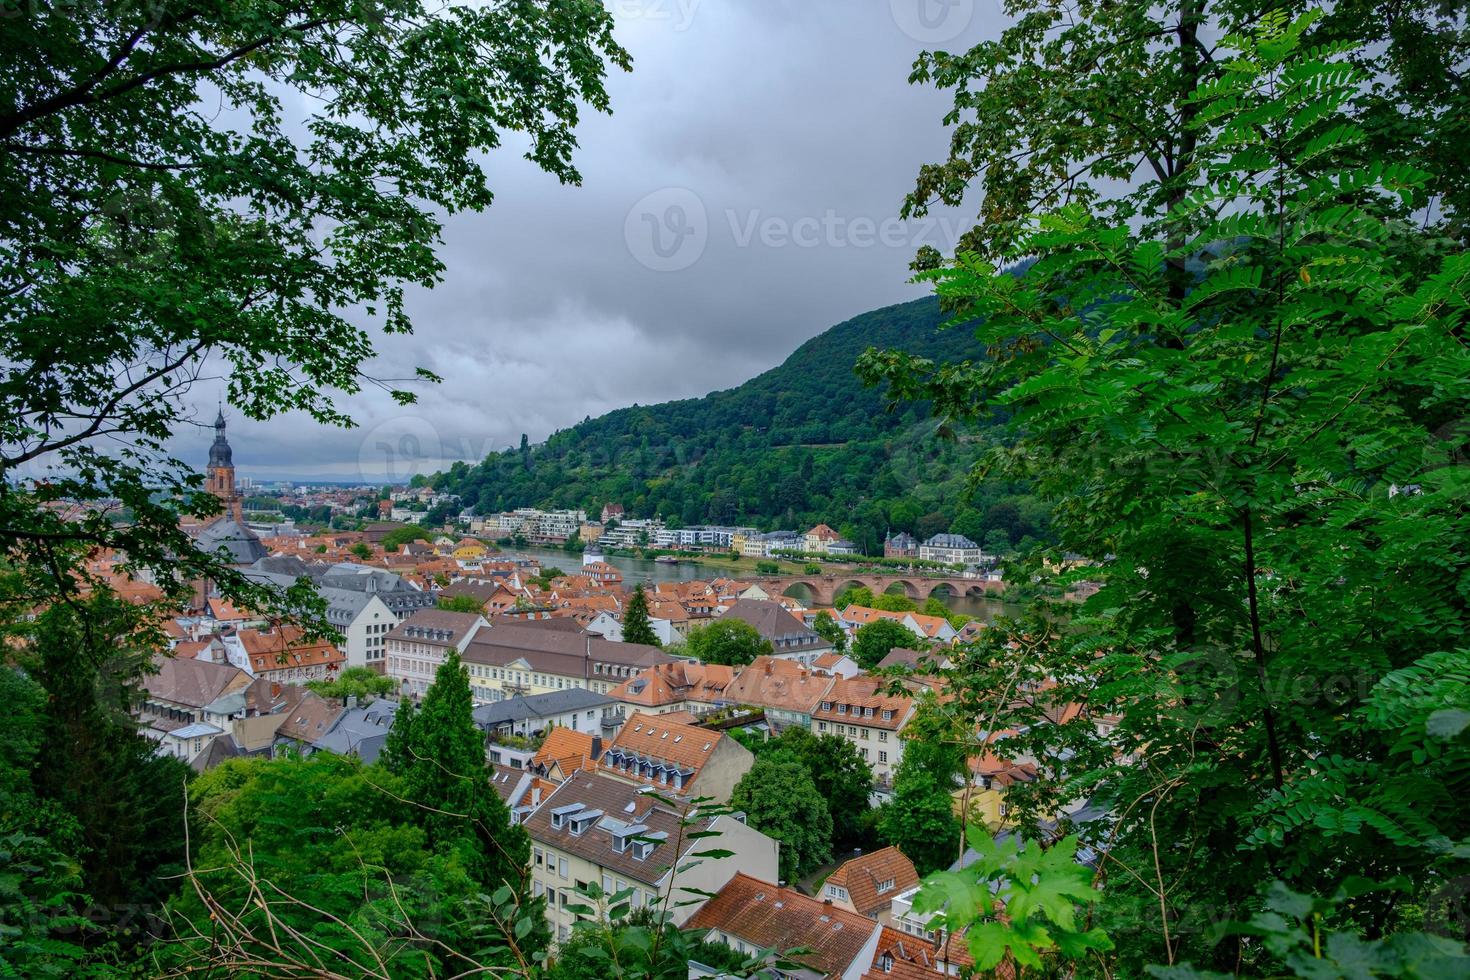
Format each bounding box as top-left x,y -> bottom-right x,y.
881,579 -> 923,600
926,582 -> 957,600
780,581 -> 820,606
830,579 -> 870,607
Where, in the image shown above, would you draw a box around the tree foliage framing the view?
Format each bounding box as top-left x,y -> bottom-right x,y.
0,0 -> 630,627
862,8 -> 1470,976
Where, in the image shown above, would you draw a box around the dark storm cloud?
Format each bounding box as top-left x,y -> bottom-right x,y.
215,0 -> 1008,482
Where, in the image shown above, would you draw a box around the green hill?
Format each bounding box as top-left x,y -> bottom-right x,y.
433,296 -> 1047,554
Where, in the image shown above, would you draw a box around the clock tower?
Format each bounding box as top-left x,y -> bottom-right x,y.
206,408 -> 244,523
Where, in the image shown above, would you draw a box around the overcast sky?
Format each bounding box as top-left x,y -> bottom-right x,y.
214,1 -> 1007,483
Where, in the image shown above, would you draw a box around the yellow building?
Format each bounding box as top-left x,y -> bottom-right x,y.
953,758 -> 1038,831
452,537 -> 489,561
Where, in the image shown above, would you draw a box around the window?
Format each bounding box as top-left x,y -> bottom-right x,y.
818,722 -> 827,732
534,848 -> 544,867
533,881 -> 544,898
879,731 -> 888,742
879,751 -> 888,764
558,857 -> 568,879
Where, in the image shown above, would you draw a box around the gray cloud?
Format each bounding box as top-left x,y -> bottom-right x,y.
205,1 -> 1009,482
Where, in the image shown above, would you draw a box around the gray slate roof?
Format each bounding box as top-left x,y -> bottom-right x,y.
719,599 -> 825,651
924,532 -> 980,549
196,518 -> 267,564
312,698 -> 400,764
245,558 -> 434,626
471,688 -> 615,730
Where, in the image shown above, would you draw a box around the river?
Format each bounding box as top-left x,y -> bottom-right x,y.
509,547 -> 1020,624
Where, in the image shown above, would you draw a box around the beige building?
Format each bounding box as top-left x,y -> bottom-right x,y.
384,609 -> 487,697
234,625 -> 346,685
810,675 -> 921,785
460,622 -> 676,702
524,770 -> 778,943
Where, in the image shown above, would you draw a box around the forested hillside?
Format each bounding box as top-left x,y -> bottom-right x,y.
433,297 -> 1047,553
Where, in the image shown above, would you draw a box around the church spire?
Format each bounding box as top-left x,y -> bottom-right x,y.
208,407 -> 233,469
206,407 -> 241,522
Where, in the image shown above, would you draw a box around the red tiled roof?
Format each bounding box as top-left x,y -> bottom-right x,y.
532,728 -> 600,779
723,657 -> 834,716
824,846 -> 919,918
609,661 -> 735,708
237,626 -> 345,673
599,711 -> 724,791
686,873 -> 879,979
811,676 -> 916,732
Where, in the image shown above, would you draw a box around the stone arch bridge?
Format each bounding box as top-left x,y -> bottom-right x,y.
754,573 -> 1003,608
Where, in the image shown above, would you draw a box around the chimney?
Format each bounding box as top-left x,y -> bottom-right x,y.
590,735 -> 602,761
764,661 -> 772,675
347,695 -> 359,711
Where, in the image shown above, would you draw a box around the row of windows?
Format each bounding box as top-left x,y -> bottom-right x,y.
468,666 -> 586,692
388,655 -> 443,675
819,702 -> 896,721
815,722 -> 889,743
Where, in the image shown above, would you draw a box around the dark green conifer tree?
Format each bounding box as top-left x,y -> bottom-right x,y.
621,583 -> 660,647
401,653 -> 529,894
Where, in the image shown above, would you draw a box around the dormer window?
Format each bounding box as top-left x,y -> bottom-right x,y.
877,877 -> 896,894
550,803 -> 584,830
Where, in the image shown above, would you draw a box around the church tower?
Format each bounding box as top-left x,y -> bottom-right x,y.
206,408 -> 244,523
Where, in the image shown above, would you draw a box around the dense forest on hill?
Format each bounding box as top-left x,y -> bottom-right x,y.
431,297 -> 1048,554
